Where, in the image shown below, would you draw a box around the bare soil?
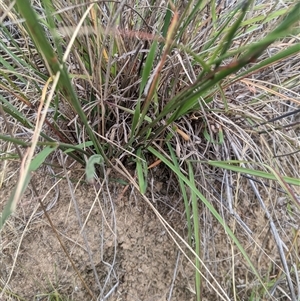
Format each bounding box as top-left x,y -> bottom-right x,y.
0,165 -> 195,301
1,162 -> 299,300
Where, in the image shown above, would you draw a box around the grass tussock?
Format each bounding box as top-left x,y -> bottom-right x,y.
0,0 -> 300,300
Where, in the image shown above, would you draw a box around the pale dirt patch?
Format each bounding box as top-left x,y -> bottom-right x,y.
0,165 -> 195,301
0,161 -> 299,300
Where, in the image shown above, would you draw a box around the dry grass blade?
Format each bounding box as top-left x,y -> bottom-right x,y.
1,0 -> 299,300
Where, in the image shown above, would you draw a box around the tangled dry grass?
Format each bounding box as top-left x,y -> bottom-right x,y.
0,0 -> 300,300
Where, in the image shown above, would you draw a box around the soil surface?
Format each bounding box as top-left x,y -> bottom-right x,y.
0,162 -> 299,300
0,165 -> 195,301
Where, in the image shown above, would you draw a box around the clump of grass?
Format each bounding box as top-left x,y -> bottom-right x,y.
1,0 -> 300,300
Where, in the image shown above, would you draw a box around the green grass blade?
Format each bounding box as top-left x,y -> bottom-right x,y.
0,134 -> 90,158
213,0 -> 252,67
0,98 -> 34,128
0,146 -> 57,229
40,0 -> 64,60
263,165 -> 300,211
201,4 -> 239,55
161,6 -> 172,39
15,0 -> 105,158
139,31 -> 299,139
139,40 -> 158,98
178,0 -> 205,39
206,161 -> 300,186
167,142 -> 192,246
188,162 -> 201,301
136,148 -> 148,194
232,43 -> 300,82
148,146 -> 267,295
130,99 -> 141,139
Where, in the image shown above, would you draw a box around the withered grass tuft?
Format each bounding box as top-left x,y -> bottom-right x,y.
1,0 -> 299,300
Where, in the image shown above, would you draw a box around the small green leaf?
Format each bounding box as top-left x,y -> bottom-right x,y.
85,154 -> 104,184
218,128 -> 224,144
203,127 -> 212,143
131,99 -> 141,137
136,148 -> 148,194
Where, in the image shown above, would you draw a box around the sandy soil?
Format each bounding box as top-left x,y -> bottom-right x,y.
0,165 -> 196,301
0,162 -> 299,300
